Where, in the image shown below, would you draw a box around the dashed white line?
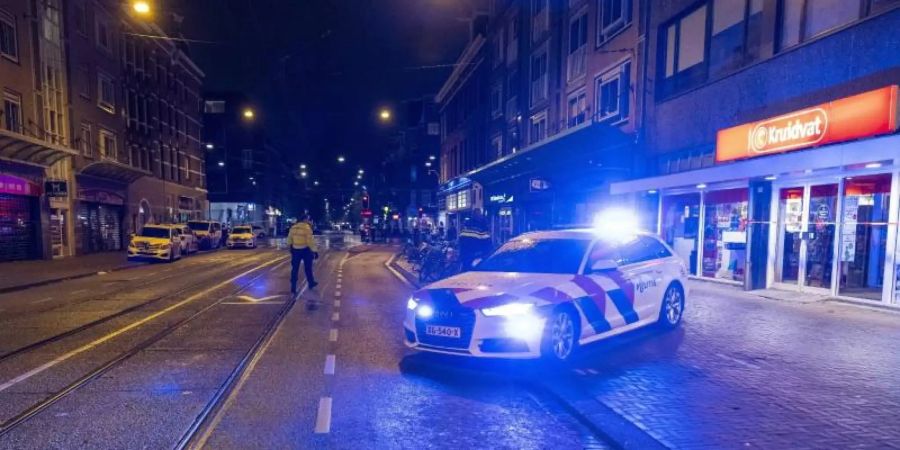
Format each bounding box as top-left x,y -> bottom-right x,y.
334,291 -> 341,297
334,300 -> 341,308
331,312 -> 339,321
329,328 -> 338,342
314,397 -> 332,433
324,354 -> 336,375
335,283 -> 342,289
31,297 -> 54,305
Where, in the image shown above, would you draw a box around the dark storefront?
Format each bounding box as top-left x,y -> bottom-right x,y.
0,174 -> 42,262
76,187 -> 126,254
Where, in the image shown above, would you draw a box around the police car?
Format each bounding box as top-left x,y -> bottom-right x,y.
403,225 -> 688,362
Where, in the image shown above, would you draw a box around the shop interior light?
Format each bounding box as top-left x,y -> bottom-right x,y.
764,175 -> 777,181
696,183 -> 707,189
865,162 -> 883,169
648,189 -> 658,194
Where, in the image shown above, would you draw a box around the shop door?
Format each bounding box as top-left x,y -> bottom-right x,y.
775,183 -> 838,292
0,194 -> 39,262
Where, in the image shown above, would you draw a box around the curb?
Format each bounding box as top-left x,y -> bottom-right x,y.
387,257 -> 668,450
0,263 -> 140,294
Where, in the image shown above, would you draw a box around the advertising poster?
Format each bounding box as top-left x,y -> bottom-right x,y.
841,196 -> 859,263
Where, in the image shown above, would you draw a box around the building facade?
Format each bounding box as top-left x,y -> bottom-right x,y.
0,0 -> 205,262
611,1 -> 900,306
437,0 -> 644,244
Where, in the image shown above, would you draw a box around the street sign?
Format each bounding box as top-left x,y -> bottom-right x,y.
45,180 -> 67,197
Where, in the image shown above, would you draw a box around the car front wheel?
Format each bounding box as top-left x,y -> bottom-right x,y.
659,284 -> 685,329
541,307 -> 579,363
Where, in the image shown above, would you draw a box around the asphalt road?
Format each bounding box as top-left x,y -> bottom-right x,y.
0,244 -> 608,449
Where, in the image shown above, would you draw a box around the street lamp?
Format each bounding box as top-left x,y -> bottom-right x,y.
314,180 -> 320,186
358,169 -> 364,174
300,163 -> 307,170
300,171 -> 308,178
337,155 -> 346,163
425,161 -> 432,167
242,108 -> 255,120
357,174 -> 363,180
205,143 -> 214,150
379,108 -> 392,121
132,1 -> 151,15
354,181 -> 359,186
429,155 -> 436,161
217,161 -> 225,167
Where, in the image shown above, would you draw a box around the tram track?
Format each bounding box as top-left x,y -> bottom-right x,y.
0,255 -> 289,437
0,251 -> 280,364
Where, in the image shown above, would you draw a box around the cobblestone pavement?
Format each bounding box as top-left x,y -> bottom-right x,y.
564,282 -> 900,450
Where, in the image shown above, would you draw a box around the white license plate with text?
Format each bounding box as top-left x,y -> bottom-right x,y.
425,325 -> 461,338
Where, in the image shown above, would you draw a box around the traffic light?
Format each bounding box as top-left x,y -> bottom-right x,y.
362,194 -> 370,210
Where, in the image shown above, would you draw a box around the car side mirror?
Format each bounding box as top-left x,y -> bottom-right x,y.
589,259 -> 618,273
471,258 -> 483,268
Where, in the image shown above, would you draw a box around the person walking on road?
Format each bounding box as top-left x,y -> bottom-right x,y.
287,214 -> 319,294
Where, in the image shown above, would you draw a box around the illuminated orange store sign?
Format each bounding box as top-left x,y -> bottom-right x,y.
716,85 -> 898,163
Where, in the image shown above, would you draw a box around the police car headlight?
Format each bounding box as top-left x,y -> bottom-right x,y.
504,313 -> 543,341
406,297 -> 419,310
481,303 -> 533,317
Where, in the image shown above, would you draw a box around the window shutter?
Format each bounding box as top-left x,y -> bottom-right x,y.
619,61 -> 631,120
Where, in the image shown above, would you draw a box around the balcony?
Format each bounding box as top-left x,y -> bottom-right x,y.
0,128 -> 77,167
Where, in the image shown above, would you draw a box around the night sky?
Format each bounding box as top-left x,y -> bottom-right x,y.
171,0 -> 472,174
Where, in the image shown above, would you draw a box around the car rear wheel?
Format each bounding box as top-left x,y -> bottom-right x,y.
542,307 -> 579,363
658,284 -> 684,329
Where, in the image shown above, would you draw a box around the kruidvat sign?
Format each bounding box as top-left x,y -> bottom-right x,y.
716,85 -> 898,163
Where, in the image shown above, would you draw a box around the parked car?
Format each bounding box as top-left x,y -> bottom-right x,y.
127,225 -> 184,262
172,224 -> 199,254
226,225 -> 257,249
252,225 -> 267,239
403,229 -> 688,362
187,220 -> 222,250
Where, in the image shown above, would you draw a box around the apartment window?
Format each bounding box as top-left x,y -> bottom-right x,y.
3,91 -> 22,133
596,60 -> 631,122
567,90 -> 587,127
532,0 -> 549,41
490,83 -> 503,118
80,123 -> 92,157
97,73 -> 115,113
507,16 -> 519,64
710,0 -> 764,77
492,33 -> 504,66
98,129 -> 116,159
530,112 -> 547,144
184,155 -> 190,180
96,20 -> 111,52
660,4 -> 708,97
530,48 -> 548,105
242,149 -> 253,169
73,2 -> 87,35
598,0 -> 631,43
780,0 -> 863,49
491,134 -> 503,159
568,12 -> 588,80
0,10 -> 18,61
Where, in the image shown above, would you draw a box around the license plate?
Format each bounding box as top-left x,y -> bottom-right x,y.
425,325 -> 461,338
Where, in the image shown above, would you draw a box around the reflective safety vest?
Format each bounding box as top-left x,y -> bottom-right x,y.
287,222 -> 317,251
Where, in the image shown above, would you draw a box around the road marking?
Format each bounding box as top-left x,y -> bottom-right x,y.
335,284 -> 342,290
31,297 -> 54,305
0,257 -> 287,394
334,291 -> 341,297
71,289 -> 87,295
334,300 -> 341,308
385,253 -> 415,288
329,328 -> 338,342
324,354 -> 336,375
331,312 -> 339,321
315,397 -> 332,433
715,353 -> 761,370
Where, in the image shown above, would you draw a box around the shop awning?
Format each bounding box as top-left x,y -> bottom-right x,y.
610,133 -> 900,194
465,121 -> 631,186
0,129 -> 77,167
80,159 -> 151,183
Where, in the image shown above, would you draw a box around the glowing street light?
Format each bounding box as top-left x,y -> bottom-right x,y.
313,180 -> 320,186
429,155 -> 436,161
300,163 -> 307,170
354,181 -> 359,186
205,143 -> 214,150
379,109 -> 392,121
300,171 -> 308,178
357,174 -> 363,180
358,169 -> 364,174
217,161 -> 225,167
337,155 -> 346,163
425,161 -> 432,167
242,108 -> 255,119
132,1 -> 151,15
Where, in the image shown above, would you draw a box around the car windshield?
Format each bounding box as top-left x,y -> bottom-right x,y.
187,222 -> 210,232
138,227 -> 170,238
233,227 -> 251,234
476,237 -> 590,274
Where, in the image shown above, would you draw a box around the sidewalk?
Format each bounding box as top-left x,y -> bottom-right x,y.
0,252 -> 137,293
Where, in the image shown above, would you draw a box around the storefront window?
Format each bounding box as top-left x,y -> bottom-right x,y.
777,187 -> 804,283
806,184 -> 838,289
838,174 -> 891,300
702,188 -> 748,282
661,193 -> 700,275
